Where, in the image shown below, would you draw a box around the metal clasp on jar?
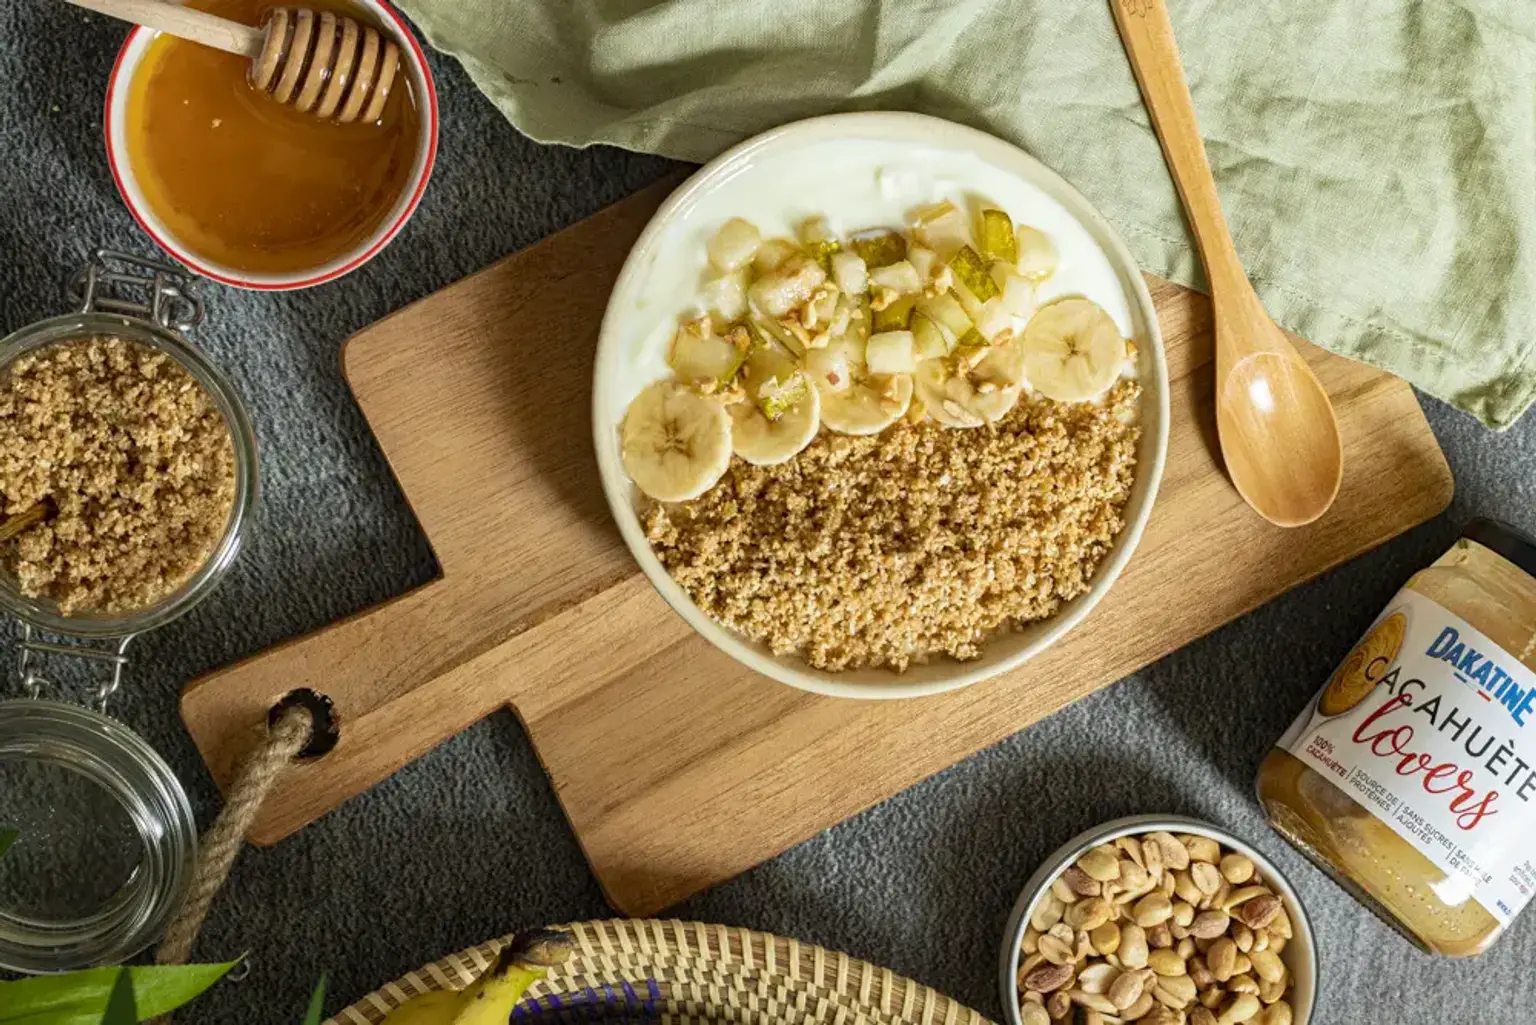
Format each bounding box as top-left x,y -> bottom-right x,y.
15,624 -> 134,712
67,248 -> 205,332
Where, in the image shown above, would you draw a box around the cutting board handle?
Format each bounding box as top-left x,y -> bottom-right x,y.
180,581 -> 508,793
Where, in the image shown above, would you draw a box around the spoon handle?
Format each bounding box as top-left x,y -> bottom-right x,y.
1109,0 -> 1248,296
63,0 -> 264,58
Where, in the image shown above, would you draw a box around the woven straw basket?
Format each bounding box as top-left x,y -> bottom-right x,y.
328,919 -> 995,1025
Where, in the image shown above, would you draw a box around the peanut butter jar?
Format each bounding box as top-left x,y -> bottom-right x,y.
1258,520 -> 1536,956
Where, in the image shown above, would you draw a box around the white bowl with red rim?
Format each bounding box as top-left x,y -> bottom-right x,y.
103,1 -> 438,290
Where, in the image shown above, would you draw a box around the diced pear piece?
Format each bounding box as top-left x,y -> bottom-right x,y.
869,260 -> 923,296
873,294 -> 915,332
708,218 -> 761,272
700,268 -> 749,323
949,245 -> 1000,302
866,330 -> 918,375
992,263 -> 1037,319
749,255 -> 827,318
831,251 -> 869,295
1015,224 -> 1059,281
753,238 -> 801,275
669,318 -> 749,389
911,200 -> 969,256
911,312 -> 951,360
849,229 -> 906,269
979,208 -> 1017,263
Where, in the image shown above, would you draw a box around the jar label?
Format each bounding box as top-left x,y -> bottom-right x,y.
1278,588 -> 1536,926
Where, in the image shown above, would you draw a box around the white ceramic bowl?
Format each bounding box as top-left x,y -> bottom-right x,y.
103,1 -> 438,290
1000,815 -> 1318,1025
594,112 -> 1168,699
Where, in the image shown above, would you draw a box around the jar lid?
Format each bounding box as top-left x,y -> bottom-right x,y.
0,699 -> 196,973
1462,518 -> 1536,580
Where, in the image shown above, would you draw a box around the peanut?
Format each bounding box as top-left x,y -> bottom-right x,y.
1090,921 -> 1121,956
1182,835 -> 1222,864
1019,1001 -> 1050,1025
1220,854 -> 1255,884
1066,897 -> 1113,932
1191,862 -> 1223,896
1109,971 -> 1145,1011
1147,949 -> 1187,977
1218,993 -> 1262,1025
1191,910 -> 1231,939
1119,923 -> 1150,969
1133,893 -> 1174,927
1207,937 -> 1238,982
1023,961 -> 1075,993
1078,847 -> 1121,882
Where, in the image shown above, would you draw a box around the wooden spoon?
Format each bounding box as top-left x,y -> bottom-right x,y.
0,501 -> 55,545
65,0 -> 401,124
1110,0 -> 1343,527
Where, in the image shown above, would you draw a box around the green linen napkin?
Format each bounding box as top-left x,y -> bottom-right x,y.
397,0 -> 1536,428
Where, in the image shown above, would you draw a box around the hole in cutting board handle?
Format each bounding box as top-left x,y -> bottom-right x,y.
268,688 -> 339,759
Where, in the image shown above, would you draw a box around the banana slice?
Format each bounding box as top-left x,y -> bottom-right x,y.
914,336 -> 1025,428
621,380 -> 732,502
731,379 -> 820,465
818,374 -> 913,435
1021,298 -> 1125,402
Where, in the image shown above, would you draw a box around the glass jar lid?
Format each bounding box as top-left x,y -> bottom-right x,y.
0,697 -> 196,973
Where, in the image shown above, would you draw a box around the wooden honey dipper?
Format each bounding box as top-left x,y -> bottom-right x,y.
66,0 -> 402,123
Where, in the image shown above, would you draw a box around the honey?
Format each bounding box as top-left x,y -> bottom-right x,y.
124,0 -> 421,276
1258,520 -> 1536,956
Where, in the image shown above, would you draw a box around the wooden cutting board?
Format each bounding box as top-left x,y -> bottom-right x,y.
181,179 -> 1453,915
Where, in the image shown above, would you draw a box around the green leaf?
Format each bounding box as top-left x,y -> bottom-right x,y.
0,826 -> 17,861
100,970 -> 136,1025
0,961 -> 237,1025
299,975 -> 327,1025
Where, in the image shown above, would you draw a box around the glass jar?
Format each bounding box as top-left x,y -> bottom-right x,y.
0,250 -> 258,972
1257,519 -> 1536,957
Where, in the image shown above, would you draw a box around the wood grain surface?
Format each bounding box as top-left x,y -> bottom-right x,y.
181,178 -> 1453,915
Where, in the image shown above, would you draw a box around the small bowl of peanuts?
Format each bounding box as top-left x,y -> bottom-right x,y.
1001,815 -> 1316,1025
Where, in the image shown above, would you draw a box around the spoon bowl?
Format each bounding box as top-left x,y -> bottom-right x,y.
1218,343 -> 1344,527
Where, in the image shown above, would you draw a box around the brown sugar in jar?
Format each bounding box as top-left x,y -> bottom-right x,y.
0,336 -> 237,615
1257,520 -> 1536,956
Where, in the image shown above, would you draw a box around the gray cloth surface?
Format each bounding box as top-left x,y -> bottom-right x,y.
1,4 -> 1533,1023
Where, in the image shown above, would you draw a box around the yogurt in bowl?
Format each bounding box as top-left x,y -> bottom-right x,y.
593,112 -> 1168,699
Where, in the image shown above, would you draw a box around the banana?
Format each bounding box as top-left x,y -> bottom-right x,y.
621,379 -> 732,502
1020,297 -> 1126,402
914,335 -> 1025,427
732,346 -> 821,465
382,929 -> 574,1025
818,373 -> 913,435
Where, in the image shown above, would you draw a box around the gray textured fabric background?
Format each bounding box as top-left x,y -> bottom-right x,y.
1,4 -> 1534,1023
